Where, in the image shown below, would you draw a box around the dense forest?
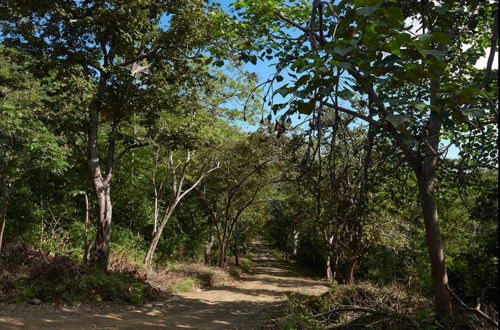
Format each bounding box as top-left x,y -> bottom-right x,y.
0,0 -> 498,329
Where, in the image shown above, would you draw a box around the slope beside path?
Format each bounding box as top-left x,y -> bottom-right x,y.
0,241 -> 329,329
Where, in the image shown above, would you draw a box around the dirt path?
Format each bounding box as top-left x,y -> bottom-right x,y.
0,242 -> 329,329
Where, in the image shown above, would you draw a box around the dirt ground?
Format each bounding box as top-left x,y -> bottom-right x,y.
0,242 -> 329,329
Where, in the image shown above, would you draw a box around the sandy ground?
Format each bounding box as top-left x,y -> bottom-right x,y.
0,242 -> 329,329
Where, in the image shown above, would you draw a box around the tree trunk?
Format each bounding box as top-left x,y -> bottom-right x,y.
232,246 -> 239,266
82,192 -> 90,264
204,226 -> 215,265
345,259 -> 357,285
91,184 -> 112,269
218,242 -> 227,268
87,73 -> 114,270
145,201 -> 178,269
417,173 -> 451,317
325,254 -> 333,281
0,179 -> 11,254
292,230 -> 299,257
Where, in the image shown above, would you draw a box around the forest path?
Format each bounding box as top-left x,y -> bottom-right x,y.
0,241 -> 329,329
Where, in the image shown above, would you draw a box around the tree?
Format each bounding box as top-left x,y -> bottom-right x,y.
0,0 -> 222,268
144,146 -> 219,269
233,0 -> 497,316
0,46 -> 68,253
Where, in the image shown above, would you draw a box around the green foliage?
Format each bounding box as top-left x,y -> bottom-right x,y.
169,277 -> 200,294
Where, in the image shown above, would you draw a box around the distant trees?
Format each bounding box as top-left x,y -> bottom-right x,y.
197,131 -> 277,267
271,114 -> 405,284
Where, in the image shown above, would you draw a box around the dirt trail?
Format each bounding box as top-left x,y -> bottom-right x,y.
0,241 -> 329,329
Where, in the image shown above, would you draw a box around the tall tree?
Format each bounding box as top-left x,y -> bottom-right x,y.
233,0 -> 497,316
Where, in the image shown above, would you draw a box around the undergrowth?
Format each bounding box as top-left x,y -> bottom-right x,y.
229,257 -> 254,278
0,241 -> 162,304
277,282 -> 496,329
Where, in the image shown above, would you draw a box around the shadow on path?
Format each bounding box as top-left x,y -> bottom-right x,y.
0,241 -> 329,329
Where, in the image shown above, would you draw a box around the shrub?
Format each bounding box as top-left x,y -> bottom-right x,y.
0,241 -> 160,304
169,277 -> 200,294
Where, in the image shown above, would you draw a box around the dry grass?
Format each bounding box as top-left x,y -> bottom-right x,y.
146,262 -> 232,294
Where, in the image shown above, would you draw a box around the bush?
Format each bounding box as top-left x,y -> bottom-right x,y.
0,241 -> 160,304
239,257 -> 254,272
169,277 -> 200,294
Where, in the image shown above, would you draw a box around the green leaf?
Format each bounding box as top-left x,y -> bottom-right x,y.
276,75 -> 284,82
338,62 -> 351,70
411,102 -> 428,112
333,47 -> 354,56
356,6 -> 380,16
274,85 -> 294,97
295,74 -> 310,86
383,7 -> 404,25
337,89 -> 355,100
431,32 -> 451,44
417,34 -> 433,41
422,49 -> 446,59
214,60 -> 224,67
296,101 -> 315,114
386,114 -> 411,127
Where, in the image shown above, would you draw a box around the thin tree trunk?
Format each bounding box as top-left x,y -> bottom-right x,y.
332,255 -> 341,283
204,226 -> 215,265
153,194 -> 159,235
0,179 -> 11,254
325,254 -> 333,281
417,173 -> 451,317
218,242 -> 227,268
232,246 -> 239,266
145,202 -> 177,269
82,192 -> 90,264
345,259 -> 357,284
292,230 -> 299,257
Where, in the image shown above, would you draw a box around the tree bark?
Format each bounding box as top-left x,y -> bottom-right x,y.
345,259 -> 357,285
82,192 -> 90,264
325,254 -> 333,281
232,246 -> 239,266
145,202 -> 177,269
0,179 -> 11,254
204,226 -> 215,265
218,242 -> 227,268
92,183 -> 112,268
417,172 -> 451,317
292,230 -> 299,257
88,72 -> 115,270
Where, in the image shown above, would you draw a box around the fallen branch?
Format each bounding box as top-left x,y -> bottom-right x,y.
446,285 -> 498,328
313,305 -> 381,319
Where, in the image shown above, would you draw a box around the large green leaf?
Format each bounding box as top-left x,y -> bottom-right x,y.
356,6 -> 380,16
